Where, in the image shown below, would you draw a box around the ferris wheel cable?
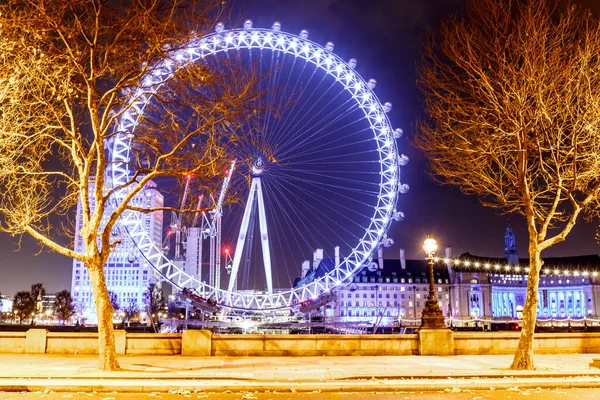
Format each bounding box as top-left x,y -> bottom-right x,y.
270,70 -> 327,146
267,212 -> 298,288
278,133 -> 375,163
273,168 -> 381,191
265,55 -> 299,142
261,180 -> 344,264
275,87 -> 357,155
262,176 -> 338,252
275,80 -> 341,144
276,112 -> 367,160
267,63 -> 323,146
261,50 -> 287,144
278,179 -> 376,228
271,171 -> 379,200
269,175 -> 375,231
278,97 -> 360,149
266,59 -> 310,144
276,148 -> 381,169
266,177 -> 368,239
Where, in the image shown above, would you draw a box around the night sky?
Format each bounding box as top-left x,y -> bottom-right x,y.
2,0 -> 600,296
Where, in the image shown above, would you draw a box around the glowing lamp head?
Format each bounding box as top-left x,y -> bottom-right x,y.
423,235 -> 438,256
225,248 -> 229,254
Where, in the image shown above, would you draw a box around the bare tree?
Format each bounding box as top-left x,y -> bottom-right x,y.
416,0 -> 600,370
144,283 -> 166,333
108,291 -> 120,313
122,298 -> 140,327
0,0 -> 261,370
54,290 -> 76,324
13,291 -> 35,324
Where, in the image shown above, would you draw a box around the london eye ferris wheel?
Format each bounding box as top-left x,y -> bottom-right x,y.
107,20 -> 409,311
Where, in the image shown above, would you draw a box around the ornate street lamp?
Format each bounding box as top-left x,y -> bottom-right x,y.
421,235 -> 447,329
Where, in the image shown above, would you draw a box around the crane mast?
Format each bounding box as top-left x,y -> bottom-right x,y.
208,160 -> 236,290
172,175 -> 191,261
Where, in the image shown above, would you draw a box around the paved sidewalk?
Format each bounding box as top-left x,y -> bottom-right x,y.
0,353 -> 599,393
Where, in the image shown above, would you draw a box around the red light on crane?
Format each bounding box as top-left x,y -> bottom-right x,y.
224,248 -> 229,254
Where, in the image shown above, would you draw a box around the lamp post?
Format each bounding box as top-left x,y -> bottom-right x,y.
421,235 -> 447,329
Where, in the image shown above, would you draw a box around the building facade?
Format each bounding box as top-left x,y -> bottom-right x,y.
300,224 -> 600,326
71,178 -> 163,323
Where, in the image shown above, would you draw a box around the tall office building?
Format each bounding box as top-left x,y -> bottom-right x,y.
71,178 -> 163,323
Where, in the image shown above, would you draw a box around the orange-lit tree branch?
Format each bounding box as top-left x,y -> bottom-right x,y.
0,0 -> 263,371
416,0 -> 600,370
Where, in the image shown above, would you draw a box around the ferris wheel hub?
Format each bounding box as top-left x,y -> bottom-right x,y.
251,157 -> 265,176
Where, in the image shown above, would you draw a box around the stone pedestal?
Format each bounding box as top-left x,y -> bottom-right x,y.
182,330 -> 212,356
114,330 -> 126,354
418,328 -> 454,356
25,329 -> 48,354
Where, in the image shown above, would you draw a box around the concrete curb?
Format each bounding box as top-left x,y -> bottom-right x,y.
1,376 -> 600,393
0,373 -> 599,381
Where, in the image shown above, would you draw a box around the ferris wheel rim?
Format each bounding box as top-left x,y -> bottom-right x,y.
108,22 -> 404,311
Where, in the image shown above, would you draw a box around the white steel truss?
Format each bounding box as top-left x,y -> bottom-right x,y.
228,164 -> 273,294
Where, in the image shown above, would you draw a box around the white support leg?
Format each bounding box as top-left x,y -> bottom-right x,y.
256,178 -> 273,295
227,178 -> 258,292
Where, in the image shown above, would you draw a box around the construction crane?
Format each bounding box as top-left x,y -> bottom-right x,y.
206,160 -> 236,290
169,175 -> 192,261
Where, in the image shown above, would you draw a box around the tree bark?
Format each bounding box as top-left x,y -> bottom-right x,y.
511,245 -> 542,370
88,265 -> 120,371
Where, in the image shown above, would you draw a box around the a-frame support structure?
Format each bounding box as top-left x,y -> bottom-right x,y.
227,159 -> 273,294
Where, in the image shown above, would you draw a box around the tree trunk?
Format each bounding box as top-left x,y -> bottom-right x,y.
511,245 -> 542,370
88,265 -> 121,371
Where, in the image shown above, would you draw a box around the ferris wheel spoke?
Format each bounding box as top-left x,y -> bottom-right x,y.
272,80 -> 339,149
265,179 -> 356,252
269,170 -> 378,209
267,59 -> 308,143
266,177 -> 367,246
275,98 -> 360,158
270,71 -> 330,147
269,66 -> 320,146
264,56 -> 298,145
280,133 -> 374,163
262,177 -> 333,255
274,168 -> 380,192
276,110 -> 364,161
262,180 -> 322,261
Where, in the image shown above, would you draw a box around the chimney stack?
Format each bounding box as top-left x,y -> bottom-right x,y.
399,248 -> 406,269
334,246 -> 340,267
313,248 -> 324,270
301,260 -> 310,278
378,246 -> 384,269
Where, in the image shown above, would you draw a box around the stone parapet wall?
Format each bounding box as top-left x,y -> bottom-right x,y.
0,331 -> 26,353
3,330 -> 600,356
210,334 -> 419,356
454,332 -> 600,355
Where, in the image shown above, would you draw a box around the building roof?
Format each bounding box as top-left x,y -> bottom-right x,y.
295,257 -> 450,288
456,252 -> 600,270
